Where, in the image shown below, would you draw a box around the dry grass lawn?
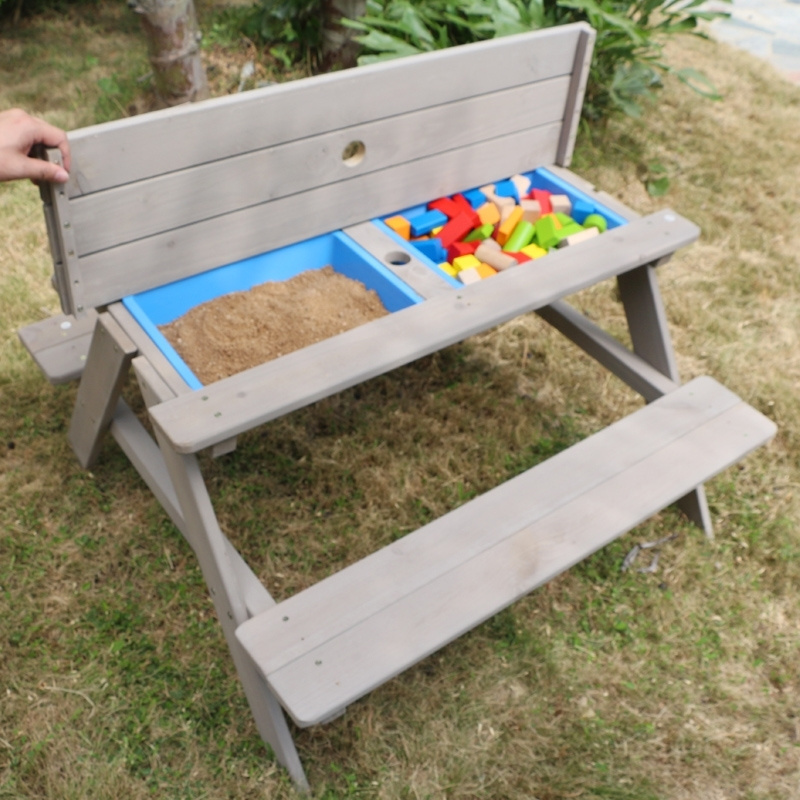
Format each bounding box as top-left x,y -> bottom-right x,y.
1,6 -> 799,799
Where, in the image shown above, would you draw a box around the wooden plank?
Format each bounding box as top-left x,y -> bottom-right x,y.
71,77 -> 571,256
555,27 -> 595,167
67,313 -> 137,468
76,122 -> 563,308
63,25 -> 588,197
17,310 -> 97,384
236,378 -> 775,726
149,210 -> 701,453
342,222 -> 454,300
536,300 -> 678,402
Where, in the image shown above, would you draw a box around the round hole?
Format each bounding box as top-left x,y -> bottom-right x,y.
385,250 -> 411,266
342,140 -> 366,167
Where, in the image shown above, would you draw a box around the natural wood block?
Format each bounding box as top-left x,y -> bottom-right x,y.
557,227 -> 600,247
520,199 -> 542,223
457,266 -> 482,284
550,193 -> 572,215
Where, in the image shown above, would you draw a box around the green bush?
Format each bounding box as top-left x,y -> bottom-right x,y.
343,0 -> 729,120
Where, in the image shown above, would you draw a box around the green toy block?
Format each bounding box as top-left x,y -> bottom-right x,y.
583,213 -> 608,233
463,223 -> 495,243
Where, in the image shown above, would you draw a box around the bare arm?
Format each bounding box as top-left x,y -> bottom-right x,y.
0,109 -> 71,184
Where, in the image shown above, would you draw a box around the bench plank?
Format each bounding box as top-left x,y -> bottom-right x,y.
236,377 -> 776,726
149,210 -> 701,453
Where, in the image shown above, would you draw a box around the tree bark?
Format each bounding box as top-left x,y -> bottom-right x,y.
130,0 -> 209,106
321,0 -> 366,71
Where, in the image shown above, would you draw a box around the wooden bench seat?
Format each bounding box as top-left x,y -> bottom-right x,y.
236,377 -> 775,727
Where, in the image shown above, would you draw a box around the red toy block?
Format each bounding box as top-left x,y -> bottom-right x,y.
451,194 -> 474,214
508,251 -> 532,264
530,189 -> 552,215
447,239 -> 480,262
428,196 -> 462,219
439,210 -> 480,249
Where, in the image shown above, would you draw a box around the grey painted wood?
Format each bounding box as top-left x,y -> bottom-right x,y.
109,394 -> 273,617
342,222 -> 454,300
545,165 -> 641,221
536,300 -> 678,401
150,210 -> 701,453
76,122 -> 563,307
133,357 -> 308,788
236,377 -> 776,726
63,25 -> 589,197
71,78 -> 570,257
17,310 -> 97,384
556,28 -> 595,167
67,313 -> 137,468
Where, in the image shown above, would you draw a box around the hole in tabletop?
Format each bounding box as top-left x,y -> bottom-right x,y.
341,140 -> 365,167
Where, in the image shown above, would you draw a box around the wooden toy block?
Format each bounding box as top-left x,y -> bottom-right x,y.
510,173 -> 532,198
457,266 -> 482,284
451,194 -> 474,214
462,188 -> 488,209
439,210 -> 480,249
474,242 -> 518,272
534,214 -> 560,249
583,213 -> 608,233
463,223 -> 495,243
509,251 -> 531,264
384,215 -> 411,240
530,188 -> 552,215
495,206 -> 524,246
477,237 -> 501,252
447,240 -> 480,262
429,197 -> 462,218
550,193 -> 572,215
493,179 -> 520,203
439,262 -> 458,278
572,199 -> 594,224
502,219 -> 536,252
414,238 -> 447,263
557,227 -> 600,247
477,202 -> 501,227
479,183 -> 496,197
452,253 -> 482,272
520,243 -> 548,259
431,226 -> 444,235
554,212 -> 573,226
520,199 -> 542,223
475,263 -> 498,279
499,202 -> 519,224
409,209 -> 448,237
556,222 -> 584,241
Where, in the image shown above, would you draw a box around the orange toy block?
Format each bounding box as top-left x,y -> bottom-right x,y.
475,263 -> 498,279
477,201 -> 501,227
384,215 -> 411,240
495,206 -> 524,246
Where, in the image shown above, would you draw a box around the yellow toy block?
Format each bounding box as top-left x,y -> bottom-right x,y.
520,243 -> 548,260
384,215 -> 411,240
477,201 -> 501,227
431,225 -> 444,236
475,263 -> 498,279
495,206 -> 524,246
452,253 -> 481,273
439,262 -> 458,277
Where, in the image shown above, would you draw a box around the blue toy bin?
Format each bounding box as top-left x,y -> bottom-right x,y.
123,231 -> 424,390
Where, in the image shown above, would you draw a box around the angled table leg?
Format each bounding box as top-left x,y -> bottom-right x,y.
617,263 -> 713,537
68,312 -> 137,468
133,358 -> 310,793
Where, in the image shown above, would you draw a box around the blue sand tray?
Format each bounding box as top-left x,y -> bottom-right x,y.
372,167 -> 628,284
123,231 -> 424,390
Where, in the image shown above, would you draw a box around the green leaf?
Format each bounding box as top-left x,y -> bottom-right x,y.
673,67 -> 722,100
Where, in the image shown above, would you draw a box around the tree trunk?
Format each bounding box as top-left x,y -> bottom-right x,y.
130,0 -> 209,106
321,0 -> 366,71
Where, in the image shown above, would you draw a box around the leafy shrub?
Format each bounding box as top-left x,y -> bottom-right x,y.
344,0 -> 729,120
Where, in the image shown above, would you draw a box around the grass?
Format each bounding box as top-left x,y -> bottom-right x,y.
1,6 -> 799,798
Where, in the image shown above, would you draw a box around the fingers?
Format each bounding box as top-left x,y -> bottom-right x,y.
33,116 -> 71,173
0,108 -> 71,184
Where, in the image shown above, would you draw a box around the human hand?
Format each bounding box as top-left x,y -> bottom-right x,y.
0,108 -> 71,184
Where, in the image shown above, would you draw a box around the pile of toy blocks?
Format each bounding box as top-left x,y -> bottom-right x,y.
383,173 -> 610,285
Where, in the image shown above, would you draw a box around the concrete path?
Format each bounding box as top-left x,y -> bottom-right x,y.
706,0 -> 800,84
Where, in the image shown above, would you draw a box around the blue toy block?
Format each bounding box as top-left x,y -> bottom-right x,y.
493,179 -> 520,203
571,199 -> 594,225
409,209 -> 449,237
413,238 -> 447,264
462,188 -> 488,209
